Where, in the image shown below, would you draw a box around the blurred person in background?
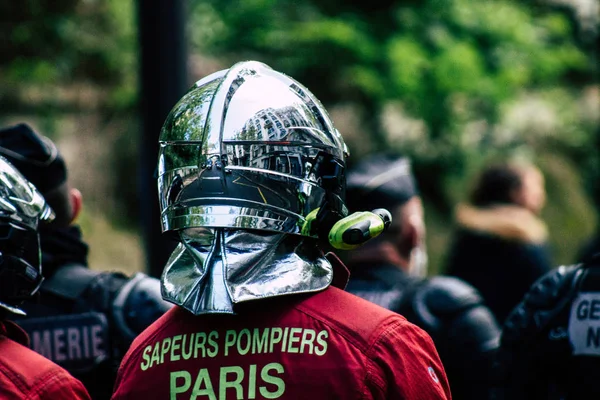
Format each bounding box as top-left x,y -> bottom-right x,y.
0,123 -> 172,400
492,253 -> 600,399
0,155 -> 90,399
343,153 -> 500,400
491,144 -> 600,399
445,161 -> 552,324
112,61 -> 451,399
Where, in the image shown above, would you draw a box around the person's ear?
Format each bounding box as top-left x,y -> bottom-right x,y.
69,188 -> 83,223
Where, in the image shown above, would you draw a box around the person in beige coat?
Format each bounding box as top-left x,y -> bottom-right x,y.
445,161 -> 552,324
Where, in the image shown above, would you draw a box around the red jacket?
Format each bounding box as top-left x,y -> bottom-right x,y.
0,320 -> 91,399
112,286 -> 451,399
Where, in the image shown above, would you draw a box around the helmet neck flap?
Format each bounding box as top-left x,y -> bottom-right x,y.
162,228 -> 332,315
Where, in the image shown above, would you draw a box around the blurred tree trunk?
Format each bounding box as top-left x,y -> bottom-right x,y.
137,0 -> 188,278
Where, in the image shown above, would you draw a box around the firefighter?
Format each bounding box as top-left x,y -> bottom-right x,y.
0,155 -> 90,399
111,60 -> 451,399
0,123 -> 172,399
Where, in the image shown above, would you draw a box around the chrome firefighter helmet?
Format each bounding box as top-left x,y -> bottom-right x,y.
158,61 -> 392,315
158,60 -> 349,240
0,155 -> 54,315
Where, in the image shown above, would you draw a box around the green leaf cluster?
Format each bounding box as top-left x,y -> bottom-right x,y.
0,0 -> 137,109
189,0 -> 596,212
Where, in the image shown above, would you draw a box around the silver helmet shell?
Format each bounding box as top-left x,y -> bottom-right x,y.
158,61 -> 349,236
0,155 -> 54,315
0,156 -> 54,229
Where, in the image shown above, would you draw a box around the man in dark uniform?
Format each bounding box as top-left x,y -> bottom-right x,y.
112,60 -> 452,399
343,154 -> 501,400
0,155 -> 91,399
0,123 -> 172,399
493,254 -> 600,399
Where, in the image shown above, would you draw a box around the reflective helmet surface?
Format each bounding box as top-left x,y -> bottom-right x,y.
158,61 -> 349,236
0,155 -> 54,314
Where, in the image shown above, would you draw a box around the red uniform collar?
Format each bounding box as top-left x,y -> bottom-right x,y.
0,320 -> 30,347
325,252 -> 350,289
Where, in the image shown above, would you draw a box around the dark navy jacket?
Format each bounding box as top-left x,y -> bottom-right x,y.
445,204 -> 553,324
346,262 -> 500,400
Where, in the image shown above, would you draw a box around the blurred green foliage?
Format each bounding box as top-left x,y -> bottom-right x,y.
0,0 -> 137,109
0,0 -> 598,271
187,0 -> 598,269
189,0 -> 598,213
0,0 -> 139,227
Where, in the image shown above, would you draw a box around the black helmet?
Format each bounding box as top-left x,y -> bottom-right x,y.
0,155 -> 54,315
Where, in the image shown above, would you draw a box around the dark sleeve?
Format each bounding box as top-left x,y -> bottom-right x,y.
491,265 -> 580,400
83,271 -> 172,347
490,242 -> 555,323
520,243 -> 553,285
412,276 -> 501,400
111,272 -> 173,343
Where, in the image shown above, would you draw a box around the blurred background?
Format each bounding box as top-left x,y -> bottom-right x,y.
1,0 -> 598,277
